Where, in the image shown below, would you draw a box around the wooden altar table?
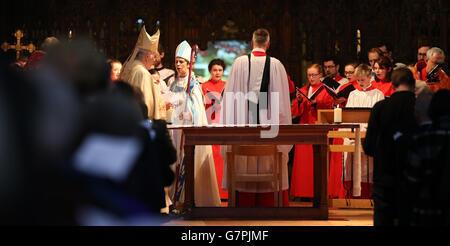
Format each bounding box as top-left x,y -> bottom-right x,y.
168,124 -> 360,220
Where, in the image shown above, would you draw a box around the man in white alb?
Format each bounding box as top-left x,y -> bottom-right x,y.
220,28 -> 292,207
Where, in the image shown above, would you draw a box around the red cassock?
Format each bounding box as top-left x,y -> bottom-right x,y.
287,75 -> 296,94
419,67 -> 450,92
202,79 -> 226,124
372,79 -> 394,97
290,83 -> 334,198
201,79 -> 228,199
328,80 -> 361,198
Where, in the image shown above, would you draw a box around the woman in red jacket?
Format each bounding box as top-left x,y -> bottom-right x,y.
290,64 -> 334,198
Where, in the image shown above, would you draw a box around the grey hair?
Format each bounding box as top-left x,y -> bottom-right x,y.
426,47 -> 445,63
136,49 -> 150,61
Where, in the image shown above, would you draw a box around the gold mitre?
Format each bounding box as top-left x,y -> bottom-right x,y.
135,25 -> 159,52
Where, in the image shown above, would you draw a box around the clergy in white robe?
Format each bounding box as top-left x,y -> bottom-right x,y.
220,28 -> 292,207
120,26 -> 166,120
343,64 -> 384,198
167,41 -> 221,208
126,58 -> 167,120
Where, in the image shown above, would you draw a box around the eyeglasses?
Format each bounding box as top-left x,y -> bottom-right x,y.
307,73 -> 320,78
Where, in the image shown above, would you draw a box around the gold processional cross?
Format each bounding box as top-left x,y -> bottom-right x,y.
1,30 -> 36,60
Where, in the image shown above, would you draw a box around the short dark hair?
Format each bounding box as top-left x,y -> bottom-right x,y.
208,59 -> 226,72
368,47 -> 383,56
428,89 -> 450,122
158,43 -> 165,54
323,56 -> 340,66
252,28 -> 270,47
377,41 -> 393,52
391,67 -> 415,89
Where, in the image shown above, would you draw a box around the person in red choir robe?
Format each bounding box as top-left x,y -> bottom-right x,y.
415,47 -> 450,92
201,59 -> 228,200
327,61 -> 360,199
372,56 -> 394,97
344,62 -> 358,84
202,59 -> 227,124
323,56 -> 349,86
290,64 -> 334,199
287,75 -> 296,95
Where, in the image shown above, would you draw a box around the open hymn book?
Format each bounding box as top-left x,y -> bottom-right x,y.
322,77 -> 356,99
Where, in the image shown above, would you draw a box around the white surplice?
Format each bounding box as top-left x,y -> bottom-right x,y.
343,85 -> 384,196
220,48 -> 293,193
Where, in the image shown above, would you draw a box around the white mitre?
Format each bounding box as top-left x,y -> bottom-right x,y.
175,40 -> 192,62
121,26 -> 160,81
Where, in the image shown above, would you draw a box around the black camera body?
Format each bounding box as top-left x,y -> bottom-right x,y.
426,64 -> 442,83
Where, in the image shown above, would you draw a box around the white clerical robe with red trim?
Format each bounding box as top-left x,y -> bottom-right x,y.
220,48 -> 293,193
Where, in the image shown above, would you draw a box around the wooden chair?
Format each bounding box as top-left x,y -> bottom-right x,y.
226,145 -> 283,207
327,130 -> 365,153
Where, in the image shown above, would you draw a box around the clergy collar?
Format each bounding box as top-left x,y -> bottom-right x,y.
155,66 -> 165,72
252,48 -> 267,57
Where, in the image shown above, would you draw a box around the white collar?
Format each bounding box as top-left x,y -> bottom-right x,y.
362,84 -> 372,91
252,48 -> 266,53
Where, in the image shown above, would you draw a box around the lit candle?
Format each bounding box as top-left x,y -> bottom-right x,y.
334,106 -> 342,123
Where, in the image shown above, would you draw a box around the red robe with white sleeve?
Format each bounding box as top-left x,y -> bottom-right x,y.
290,83 -> 334,198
